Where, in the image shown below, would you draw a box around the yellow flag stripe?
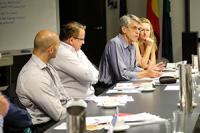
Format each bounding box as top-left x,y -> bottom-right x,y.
152,0 -> 159,17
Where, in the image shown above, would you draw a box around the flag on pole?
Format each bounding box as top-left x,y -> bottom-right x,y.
147,0 -> 160,44
162,0 -> 173,62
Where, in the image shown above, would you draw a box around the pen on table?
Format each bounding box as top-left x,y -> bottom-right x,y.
107,106 -> 119,133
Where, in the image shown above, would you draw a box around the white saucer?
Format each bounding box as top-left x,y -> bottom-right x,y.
141,88 -> 156,92
104,124 -> 130,131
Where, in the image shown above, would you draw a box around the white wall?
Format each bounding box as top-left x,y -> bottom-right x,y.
127,0 -> 147,17
171,0 -> 185,62
191,0 -> 200,36
106,0 -> 120,40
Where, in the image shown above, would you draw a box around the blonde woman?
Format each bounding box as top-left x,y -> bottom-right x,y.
135,18 -> 157,69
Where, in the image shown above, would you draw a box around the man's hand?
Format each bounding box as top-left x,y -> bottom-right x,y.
145,38 -> 154,46
146,69 -> 162,78
0,95 -> 10,117
147,62 -> 165,71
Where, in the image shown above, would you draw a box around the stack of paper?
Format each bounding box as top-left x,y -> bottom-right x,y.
95,95 -> 134,107
161,71 -> 178,78
54,113 -> 167,131
87,113 -> 166,127
166,61 -> 187,70
86,113 -> 166,130
86,116 -> 113,131
108,81 -> 155,93
106,89 -> 141,94
123,112 -> 167,126
114,82 -> 140,90
166,63 -> 176,69
164,85 -> 179,91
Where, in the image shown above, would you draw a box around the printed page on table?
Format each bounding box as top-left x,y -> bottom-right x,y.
114,79 -> 154,90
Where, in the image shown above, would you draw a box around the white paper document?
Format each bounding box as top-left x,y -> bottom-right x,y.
54,122 -> 66,130
86,116 -> 113,125
95,95 -> 134,102
106,89 -> 141,94
166,63 -> 176,69
161,71 -> 178,78
54,113 -> 166,130
112,82 -> 156,93
164,85 -> 179,91
124,113 -> 167,126
115,80 -> 154,90
114,82 -> 140,90
96,95 -> 134,107
166,61 -> 187,69
86,113 -> 166,127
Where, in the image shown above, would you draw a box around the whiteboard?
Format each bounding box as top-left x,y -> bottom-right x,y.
0,0 -> 59,51
190,0 -> 200,37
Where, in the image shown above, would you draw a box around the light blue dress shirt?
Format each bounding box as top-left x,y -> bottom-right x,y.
99,34 -> 143,85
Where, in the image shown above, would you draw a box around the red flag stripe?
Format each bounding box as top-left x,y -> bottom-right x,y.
147,0 -> 160,42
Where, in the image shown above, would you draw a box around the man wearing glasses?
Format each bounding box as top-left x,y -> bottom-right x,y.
99,14 -> 161,86
50,21 -> 99,98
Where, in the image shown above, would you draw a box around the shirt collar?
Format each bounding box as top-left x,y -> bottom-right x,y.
60,41 -> 77,53
31,54 -> 47,69
118,34 -> 131,49
118,34 -> 135,50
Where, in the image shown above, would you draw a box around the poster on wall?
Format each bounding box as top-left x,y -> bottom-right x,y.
0,0 -> 59,52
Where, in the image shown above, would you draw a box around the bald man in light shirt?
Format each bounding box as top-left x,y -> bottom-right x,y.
16,30 -> 69,133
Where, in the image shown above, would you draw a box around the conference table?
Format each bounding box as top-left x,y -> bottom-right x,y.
45,84 -> 200,133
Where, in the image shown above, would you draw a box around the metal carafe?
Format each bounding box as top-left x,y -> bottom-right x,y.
179,64 -> 193,113
66,99 -> 87,133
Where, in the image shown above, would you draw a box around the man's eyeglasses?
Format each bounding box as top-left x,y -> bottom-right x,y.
128,26 -> 142,32
73,37 -> 85,41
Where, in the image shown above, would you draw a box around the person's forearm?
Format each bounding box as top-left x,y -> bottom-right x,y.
136,70 -> 148,78
134,43 -> 142,66
150,50 -> 156,65
141,45 -> 152,68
